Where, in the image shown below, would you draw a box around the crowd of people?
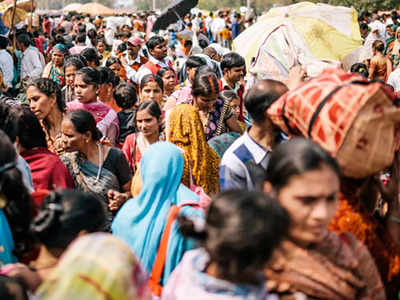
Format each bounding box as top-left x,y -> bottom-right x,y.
0,4 -> 399,300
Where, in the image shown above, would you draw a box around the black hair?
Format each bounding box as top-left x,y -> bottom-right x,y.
114,83 -> 137,109
0,102 -> 18,143
192,66 -> 219,97
199,39 -> 209,49
350,63 -> 369,78
64,55 -> 87,70
219,89 -> 238,102
30,190 -> 106,250
0,275 -> 28,300
140,74 -> 164,91
87,28 -> 97,39
134,100 -> 162,133
157,67 -> 175,78
146,35 -> 165,50
373,39 -> 385,53
0,130 -> 33,259
15,105 -> 46,149
360,23 -> 368,32
75,67 -> 101,87
75,32 -> 86,44
220,52 -> 245,72
64,109 -> 102,141
105,56 -> 122,68
77,24 -> 86,34
16,33 -> 31,47
186,55 -> 207,69
244,79 -> 287,123
179,190 -> 290,285
54,34 -> 65,45
135,100 -> 161,120
81,47 -> 100,67
117,42 -> 127,53
0,36 -> 8,49
27,78 -> 66,113
98,67 -> 120,87
265,138 -> 341,191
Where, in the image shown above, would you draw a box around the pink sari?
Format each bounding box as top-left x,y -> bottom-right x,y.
67,100 -> 120,140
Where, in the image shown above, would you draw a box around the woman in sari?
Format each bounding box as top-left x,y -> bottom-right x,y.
27,78 -> 66,155
60,110 -> 132,228
112,142 -> 204,292
67,67 -> 120,145
122,100 -> 162,174
98,67 -> 121,113
167,104 -> 220,195
36,233 -> 151,300
191,66 -> 242,141
263,138 -> 385,299
42,44 -> 68,87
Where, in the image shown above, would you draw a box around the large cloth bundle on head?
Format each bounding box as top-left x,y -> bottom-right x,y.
267,69 -> 400,178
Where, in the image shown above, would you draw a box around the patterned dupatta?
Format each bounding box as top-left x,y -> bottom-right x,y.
61,152 -> 120,228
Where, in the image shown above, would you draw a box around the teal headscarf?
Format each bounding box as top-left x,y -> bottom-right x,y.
52,43 -> 68,54
112,142 -> 203,286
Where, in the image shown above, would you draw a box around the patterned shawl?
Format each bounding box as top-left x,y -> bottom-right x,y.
36,233 -> 151,300
167,104 -> 220,195
265,230 -> 385,300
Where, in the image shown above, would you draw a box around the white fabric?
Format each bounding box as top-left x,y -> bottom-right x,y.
387,68 -> 400,92
21,46 -> 44,80
368,20 -> 386,42
135,55 -> 171,85
124,52 -> 142,82
211,17 -> 226,35
0,49 -> 14,87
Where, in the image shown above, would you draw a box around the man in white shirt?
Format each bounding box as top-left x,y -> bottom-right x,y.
121,36 -> 148,84
211,12 -> 226,44
369,13 -> 386,41
0,35 -> 14,88
16,33 -> 44,81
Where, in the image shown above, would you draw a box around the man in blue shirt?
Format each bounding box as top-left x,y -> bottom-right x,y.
219,79 -> 288,190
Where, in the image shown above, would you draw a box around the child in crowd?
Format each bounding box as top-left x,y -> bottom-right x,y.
162,190 -> 289,299
220,90 -> 247,132
114,83 -> 139,145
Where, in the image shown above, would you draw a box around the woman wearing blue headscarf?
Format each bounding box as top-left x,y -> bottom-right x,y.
111,141 -> 203,295
42,44 -> 68,86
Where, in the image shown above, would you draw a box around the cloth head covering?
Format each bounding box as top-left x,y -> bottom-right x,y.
52,43 -> 68,54
128,36 -> 144,46
167,104 -> 220,195
36,233 -> 151,300
112,141 -> 203,286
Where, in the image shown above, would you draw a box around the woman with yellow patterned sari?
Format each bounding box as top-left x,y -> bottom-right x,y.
167,104 -> 220,195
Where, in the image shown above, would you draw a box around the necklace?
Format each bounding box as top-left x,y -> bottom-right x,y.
199,110 -> 210,131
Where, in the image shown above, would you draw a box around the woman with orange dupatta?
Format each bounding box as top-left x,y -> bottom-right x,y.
329,155 -> 400,299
